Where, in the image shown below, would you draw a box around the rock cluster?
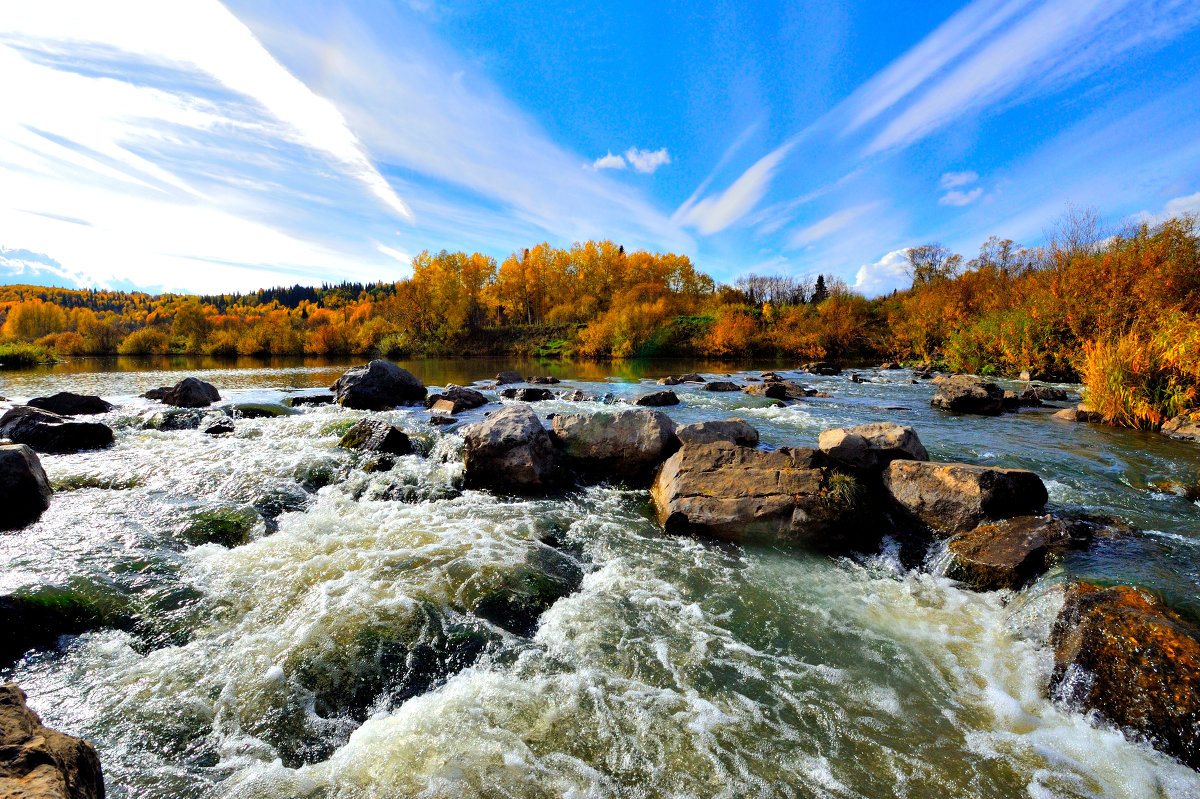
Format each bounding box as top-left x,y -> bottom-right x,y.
144,377 -> 221,407
1162,410 -> 1200,442
0,407 -> 114,454
427,385 -> 488,415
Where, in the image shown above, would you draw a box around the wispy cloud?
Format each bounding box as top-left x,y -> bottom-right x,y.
592,152 -> 626,170
789,204 -> 877,248
624,147 -> 671,174
674,141 -> 796,235
939,187 -> 984,206
940,170 -> 979,189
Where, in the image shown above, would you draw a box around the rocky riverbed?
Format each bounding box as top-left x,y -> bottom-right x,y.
1,358 -> 1198,798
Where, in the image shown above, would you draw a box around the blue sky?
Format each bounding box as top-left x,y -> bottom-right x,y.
2,0 -> 1199,296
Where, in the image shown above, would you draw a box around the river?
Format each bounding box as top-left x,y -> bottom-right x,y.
1,357 -> 1198,798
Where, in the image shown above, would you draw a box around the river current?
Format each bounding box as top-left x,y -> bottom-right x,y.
1,357 -> 1198,799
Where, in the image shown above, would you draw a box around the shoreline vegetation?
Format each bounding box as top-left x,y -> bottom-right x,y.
2,209 -> 1197,431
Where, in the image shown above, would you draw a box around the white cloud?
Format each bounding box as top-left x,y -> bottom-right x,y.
940,170 -> 979,188
939,187 -> 984,206
592,152 -> 627,170
790,204 -> 877,248
853,248 -> 910,296
674,141 -> 796,234
624,147 -> 671,174
1164,191 -> 1200,217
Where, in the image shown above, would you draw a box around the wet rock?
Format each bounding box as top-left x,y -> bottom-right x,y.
651,442 -> 876,550
0,590 -> 110,665
560,390 -> 591,402
1162,410 -> 1200,443
527,376 -> 560,385
181,506 -> 262,548
1053,404 -> 1104,423
498,387 -> 554,402
338,419 -> 412,455
27,392 -> 114,416
292,457 -> 344,492
428,415 -> 457,426
1050,582 -> 1200,771
0,445 -> 51,531
930,375 -> 1006,415
658,373 -> 704,386
802,361 -> 842,375
144,377 -> 221,408
331,360 -> 426,410
284,393 -> 335,407
943,515 -> 1093,590
880,362 -> 900,370
229,402 -> 299,419
882,460 -> 1048,536
634,390 -> 679,407
472,547 -> 584,637
203,418 -> 235,436
818,422 -> 928,473
462,404 -> 562,493
675,419 -> 759,448
426,385 -> 488,415
549,409 -> 678,486
495,371 -> 523,385
760,371 -> 782,381
0,683 -> 104,799
1002,390 -> 1022,410
703,381 -> 741,392
142,409 -> 206,431
742,382 -> 788,400
1023,385 -> 1069,403
0,407 -> 113,454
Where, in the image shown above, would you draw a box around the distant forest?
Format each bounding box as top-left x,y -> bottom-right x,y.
1,208 -> 1197,430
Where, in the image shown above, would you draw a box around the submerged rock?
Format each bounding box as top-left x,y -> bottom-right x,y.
498,387 -> 554,402
426,385 -> 488,415
27,392 -> 114,416
1162,410 -> 1200,442
229,402 -> 299,419
144,377 -> 221,408
651,442 -> 875,550
0,444 -> 51,531
338,419 -> 412,456
471,546 -> 584,637
462,404 -> 562,493
0,407 -> 113,454
0,683 -> 104,799
549,409 -> 678,487
1050,582 -> 1200,771
674,419 -> 759,447
634,390 -> 679,407
882,460 -> 1048,536
203,418 -> 235,436
930,375 -> 1005,415
284,393 -> 335,407
943,515 -> 1091,590
0,588 -> 120,665
331,360 -> 426,410
142,409 -> 207,431
818,422 -> 928,473
181,505 -> 263,548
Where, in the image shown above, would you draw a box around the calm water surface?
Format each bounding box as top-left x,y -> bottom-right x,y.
1,357 -> 1198,799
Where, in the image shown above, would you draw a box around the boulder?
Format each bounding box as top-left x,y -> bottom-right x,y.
141,409 -> 206,431
498,387 -> 554,402
1053,404 -> 1104,423
462,405 -> 561,493
760,372 -> 782,381
0,445 -> 51,530
527,376 -> 560,385
880,362 -> 900,370
26,393 -> 113,417
658,373 -> 704,386
1002,390 -> 1022,410
1050,582 -> 1200,770
703,381 -> 741,392
930,375 -> 1005,415
229,402 -> 299,419
495,371 -> 523,385
426,385 -> 488,415
284,393 -> 335,407
1024,385 -> 1069,403
428,415 -> 457,427
650,442 -> 874,549
818,422 -> 928,472
338,419 -> 412,455
803,361 -> 842,376
634,390 -> 679,407
550,410 -> 678,486
203,418 -> 235,436
331,360 -> 426,409
675,419 -> 758,447
0,592 -> 113,665
882,460 -> 1048,536
943,515 -> 1092,590
0,683 -> 104,799
560,390 -> 591,402
742,382 -> 788,400
1162,410 -> 1200,443
0,407 -> 113,454
144,377 -> 220,408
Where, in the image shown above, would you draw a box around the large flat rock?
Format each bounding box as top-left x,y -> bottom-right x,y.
882,460 -> 1048,536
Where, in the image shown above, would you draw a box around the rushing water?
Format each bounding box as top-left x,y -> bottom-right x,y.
1,357 -> 1198,799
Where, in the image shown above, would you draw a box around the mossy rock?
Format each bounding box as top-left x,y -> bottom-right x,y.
319,418 -> 359,438
472,547 -> 584,637
181,505 -> 263,548
1,582 -> 135,663
228,402 -> 300,419
293,457 -> 344,491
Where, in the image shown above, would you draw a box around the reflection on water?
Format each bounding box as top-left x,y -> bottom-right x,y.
1,359 -> 1198,798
